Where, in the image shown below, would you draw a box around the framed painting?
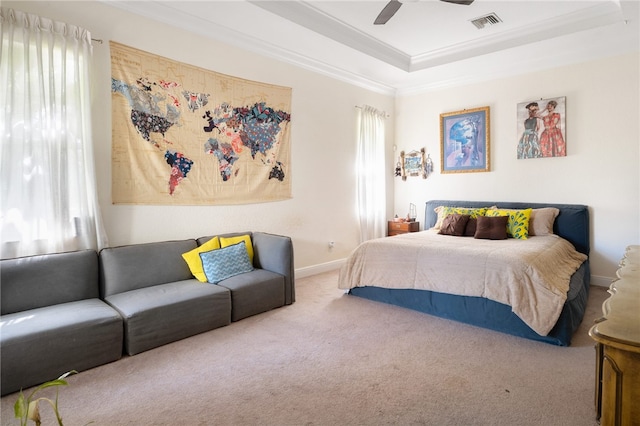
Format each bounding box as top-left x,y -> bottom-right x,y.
516,96 -> 566,159
440,106 -> 490,173
400,148 -> 427,180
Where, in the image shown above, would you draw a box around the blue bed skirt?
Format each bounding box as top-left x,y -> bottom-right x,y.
348,200 -> 591,346
350,261 -> 589,346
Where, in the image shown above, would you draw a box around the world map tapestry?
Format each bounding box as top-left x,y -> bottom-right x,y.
110,41 -> 292,205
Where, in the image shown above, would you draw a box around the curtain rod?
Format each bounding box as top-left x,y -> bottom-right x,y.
355,105 -> 390,118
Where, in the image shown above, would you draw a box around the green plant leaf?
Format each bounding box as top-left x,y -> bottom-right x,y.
34,379 -> 69,392
14,392 -> 26,420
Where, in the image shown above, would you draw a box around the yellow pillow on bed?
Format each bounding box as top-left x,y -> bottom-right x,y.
433,206 -> 488,230
486,208 -> 532,240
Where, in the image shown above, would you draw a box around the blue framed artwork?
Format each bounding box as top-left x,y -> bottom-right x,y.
440,106 -> 490,173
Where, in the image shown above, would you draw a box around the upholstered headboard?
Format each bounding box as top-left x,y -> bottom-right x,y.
425,200 -> 590,256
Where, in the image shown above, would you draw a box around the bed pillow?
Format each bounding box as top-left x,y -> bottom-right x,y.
486,208 -> 532,240
199,241 -> 254,284
529,207 -> 560,236
463,217 -> 477,237
474,215 -> 508,240
220,234 -> 254,263
433,206 -> 489,230
438,214 -> 470,236
181,236 -> 221,282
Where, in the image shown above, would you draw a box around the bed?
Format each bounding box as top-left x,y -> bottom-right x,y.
339,200 -> 591,346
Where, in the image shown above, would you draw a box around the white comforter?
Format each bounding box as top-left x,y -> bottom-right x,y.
338,230 -> 588,336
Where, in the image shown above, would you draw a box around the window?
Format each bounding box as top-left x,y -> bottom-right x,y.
0,7 -> 106,258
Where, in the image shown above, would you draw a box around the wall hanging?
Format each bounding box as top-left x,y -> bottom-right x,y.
110,42 -> 292,205
517,96 -> 566,159
440,106 -> 490,173
399,148 -> 428,180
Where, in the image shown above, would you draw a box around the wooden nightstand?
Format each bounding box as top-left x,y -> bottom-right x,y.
388,221 -> 420,236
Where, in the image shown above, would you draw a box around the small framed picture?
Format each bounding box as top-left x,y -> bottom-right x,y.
400,148 -> 427,180
440,106 -> 490,173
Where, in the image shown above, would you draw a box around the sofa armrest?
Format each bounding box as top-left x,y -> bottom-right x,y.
251,232 -> 295,305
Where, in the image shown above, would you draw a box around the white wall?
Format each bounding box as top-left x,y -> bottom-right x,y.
394,52 -> 640,283
6,0 -> 395,274
8,2 -> 638,283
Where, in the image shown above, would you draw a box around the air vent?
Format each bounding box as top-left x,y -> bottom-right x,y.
470,13 -> 502,29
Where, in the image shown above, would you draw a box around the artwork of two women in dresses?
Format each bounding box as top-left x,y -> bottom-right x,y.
517,99 -> 566,159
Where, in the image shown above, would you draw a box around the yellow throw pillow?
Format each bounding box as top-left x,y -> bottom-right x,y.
181,236 -> 221,282
486,208 -> 532,240
220,234 -> 254,263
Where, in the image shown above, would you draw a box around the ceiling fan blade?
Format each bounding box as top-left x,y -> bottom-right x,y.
374,0 -> 403,25
440,0 -> 475,5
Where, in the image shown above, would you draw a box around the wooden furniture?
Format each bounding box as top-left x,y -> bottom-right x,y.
589,245 -> 640,426
388,220 -> 420,236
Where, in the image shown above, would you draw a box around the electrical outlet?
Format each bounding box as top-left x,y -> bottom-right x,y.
328,241 -> 335,249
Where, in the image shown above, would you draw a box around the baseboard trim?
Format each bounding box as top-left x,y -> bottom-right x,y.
590,275 -> 613,288
295,259 -> 345,279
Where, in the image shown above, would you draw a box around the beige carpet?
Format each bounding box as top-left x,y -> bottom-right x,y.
1,271 -> 607,426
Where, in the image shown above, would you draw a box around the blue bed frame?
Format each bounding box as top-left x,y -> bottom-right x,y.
349,200 -> 591,346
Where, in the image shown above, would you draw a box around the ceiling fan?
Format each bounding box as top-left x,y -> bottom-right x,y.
374,0 -> 475,25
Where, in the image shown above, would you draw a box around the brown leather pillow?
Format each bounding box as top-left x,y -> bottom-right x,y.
464,217 -> 477,237
474,215 -> 508,240
438,214 -> 470,236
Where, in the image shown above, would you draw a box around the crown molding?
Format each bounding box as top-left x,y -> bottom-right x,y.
100,1 -> 638,96
102,1 -> 397,96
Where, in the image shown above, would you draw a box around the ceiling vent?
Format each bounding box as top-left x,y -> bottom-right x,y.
470,13 -> 502,29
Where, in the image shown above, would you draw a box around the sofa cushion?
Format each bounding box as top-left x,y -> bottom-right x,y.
0,299 -> 123,396
100,239 -> 198,298
1,250 -> 99,315
105,280 -> 231,355
217,269 -> 285,322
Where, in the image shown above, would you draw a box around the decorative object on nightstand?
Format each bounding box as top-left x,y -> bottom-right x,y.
589,245 -> 639,426
388,220 -> 420,236
408,203 -> 417,221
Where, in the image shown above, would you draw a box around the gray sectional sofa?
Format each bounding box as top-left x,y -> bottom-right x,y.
0,232 -> 294,396
0,250 -> 124,396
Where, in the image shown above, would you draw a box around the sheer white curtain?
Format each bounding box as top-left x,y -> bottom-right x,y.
355,105 -> 387,243
0,8 -> 107,259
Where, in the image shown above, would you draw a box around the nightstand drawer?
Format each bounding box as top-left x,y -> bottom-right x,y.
388,221 -> 420,236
